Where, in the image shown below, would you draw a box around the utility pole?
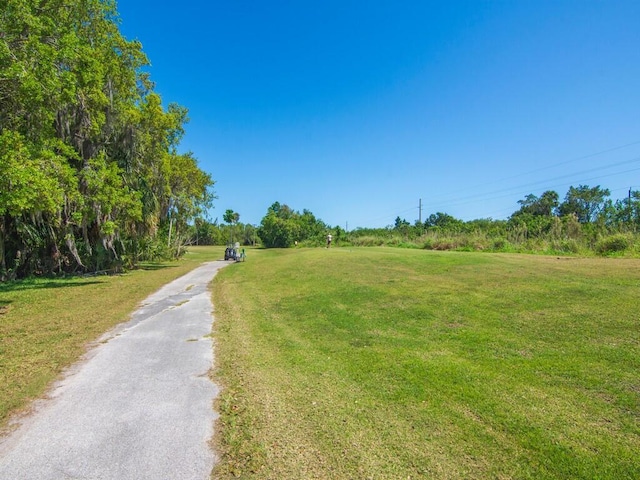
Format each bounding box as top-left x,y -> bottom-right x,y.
630,187 -> 637,231
418,198 -> 422,224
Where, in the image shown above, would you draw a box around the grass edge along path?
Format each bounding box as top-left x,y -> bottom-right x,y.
211,247 -> 640,479
0,246 -> 223,431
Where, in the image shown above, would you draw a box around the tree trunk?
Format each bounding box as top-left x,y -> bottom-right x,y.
0,216 -> 6,281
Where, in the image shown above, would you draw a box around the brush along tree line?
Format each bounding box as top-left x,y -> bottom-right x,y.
196,185 -> 640,254
0,0 -> 214,280
352,185 -> 640,254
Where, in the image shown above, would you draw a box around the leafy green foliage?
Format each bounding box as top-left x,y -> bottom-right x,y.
0,1 -> 214,279
514,190 -> 559,217
558,185 -> 611,223
0,131 -> 70,217
257,202 -> 327,248
595,233 -> 632,255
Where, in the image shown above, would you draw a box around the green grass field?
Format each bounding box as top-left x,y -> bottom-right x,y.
212,247 -> 640,479
0,246 -> 223,429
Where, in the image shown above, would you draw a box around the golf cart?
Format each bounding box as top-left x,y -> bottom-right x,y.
224,243 -> 246,262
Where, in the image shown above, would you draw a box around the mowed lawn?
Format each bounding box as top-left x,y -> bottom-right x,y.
212,247 -> 640,479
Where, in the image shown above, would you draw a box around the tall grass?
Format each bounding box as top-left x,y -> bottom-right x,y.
212,247 -> 640,479
345,227 -> 640,257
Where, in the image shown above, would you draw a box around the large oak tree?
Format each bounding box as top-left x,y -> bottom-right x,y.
0,0 -> 214,279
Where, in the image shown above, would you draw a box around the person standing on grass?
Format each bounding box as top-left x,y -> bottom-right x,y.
326,233 -> 332,248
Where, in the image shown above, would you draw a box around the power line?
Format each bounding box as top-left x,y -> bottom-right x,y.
424,155 -> 640,211
447,139 -> 640,195
435,165 -> 640,213
360,205 -> 418,226
365,141 -> 640,226
366,162 -> 640,226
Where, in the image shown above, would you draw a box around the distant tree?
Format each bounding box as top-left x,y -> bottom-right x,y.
299,209 -> 327,240
241,223 -> 257,246
334,225 -> 344,244
628,190 -> 640,227
513,190 -> 559,217
508,190 -> 560,237
394,217 -> 410,229
558,185 -> 610,223
223,209 -> 240,243
257,202 -> 327,247
425,212 -> 463,230
258,209 -> 298,248
601,190 -> 640,229
223,209 -> 235,225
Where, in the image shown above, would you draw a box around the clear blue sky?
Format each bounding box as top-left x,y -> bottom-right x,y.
116,1 -> 640,229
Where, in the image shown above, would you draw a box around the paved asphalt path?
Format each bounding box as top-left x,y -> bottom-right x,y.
0,260 -> 230,480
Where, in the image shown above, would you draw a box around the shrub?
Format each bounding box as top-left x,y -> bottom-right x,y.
455,234 -> 491,252
552,239 -> 581,254
432,238 -> 460,250
596,234 -> 631,255
491,238 -> 513,251
421,237 -> 434,250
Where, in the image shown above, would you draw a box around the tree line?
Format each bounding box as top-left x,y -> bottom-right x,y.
201,184 -> 640,256
188,203 -> 327,249
1,0 -> 214,280
355,184 -> 640,255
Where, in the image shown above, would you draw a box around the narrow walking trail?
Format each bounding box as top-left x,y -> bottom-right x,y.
0,260 -> 229,480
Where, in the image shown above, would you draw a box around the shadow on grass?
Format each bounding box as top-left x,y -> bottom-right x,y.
0,279 -> 105,293
135,262 -> 177,271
